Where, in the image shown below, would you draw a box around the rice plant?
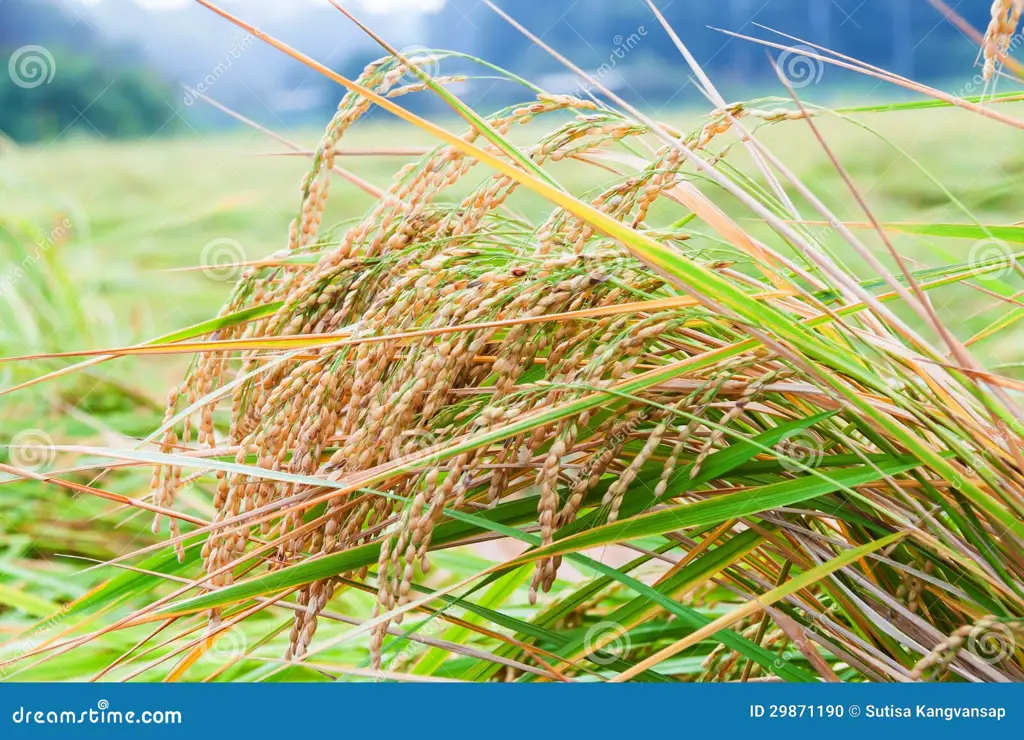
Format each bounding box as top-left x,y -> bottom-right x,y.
2,0 -> 1024,683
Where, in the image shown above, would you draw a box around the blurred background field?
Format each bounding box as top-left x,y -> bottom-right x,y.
4,104 -> 1023,376
1,0 -> 1023,681
2,0 -> 1020,357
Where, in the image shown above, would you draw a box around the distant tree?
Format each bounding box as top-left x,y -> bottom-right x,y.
0,0 -> 92,50
0,0 -> 176,143
427,0 -> 992,91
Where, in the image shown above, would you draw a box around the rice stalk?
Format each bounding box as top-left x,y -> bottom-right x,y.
136,2 -> 1023,677
5,0 -> 1024,683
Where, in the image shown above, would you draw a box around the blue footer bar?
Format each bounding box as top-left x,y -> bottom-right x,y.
0,684 -> 1020,738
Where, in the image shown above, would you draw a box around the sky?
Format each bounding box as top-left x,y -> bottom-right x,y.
69,0 -> 446,13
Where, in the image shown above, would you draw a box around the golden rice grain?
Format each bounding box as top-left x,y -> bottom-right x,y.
153,52 -> 907,670
983,0 -> 1023,80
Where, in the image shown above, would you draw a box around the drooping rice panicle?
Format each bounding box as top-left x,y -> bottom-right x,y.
8,0 -> 1024,684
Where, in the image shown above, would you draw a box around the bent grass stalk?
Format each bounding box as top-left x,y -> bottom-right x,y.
4,0 -> 1024,684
